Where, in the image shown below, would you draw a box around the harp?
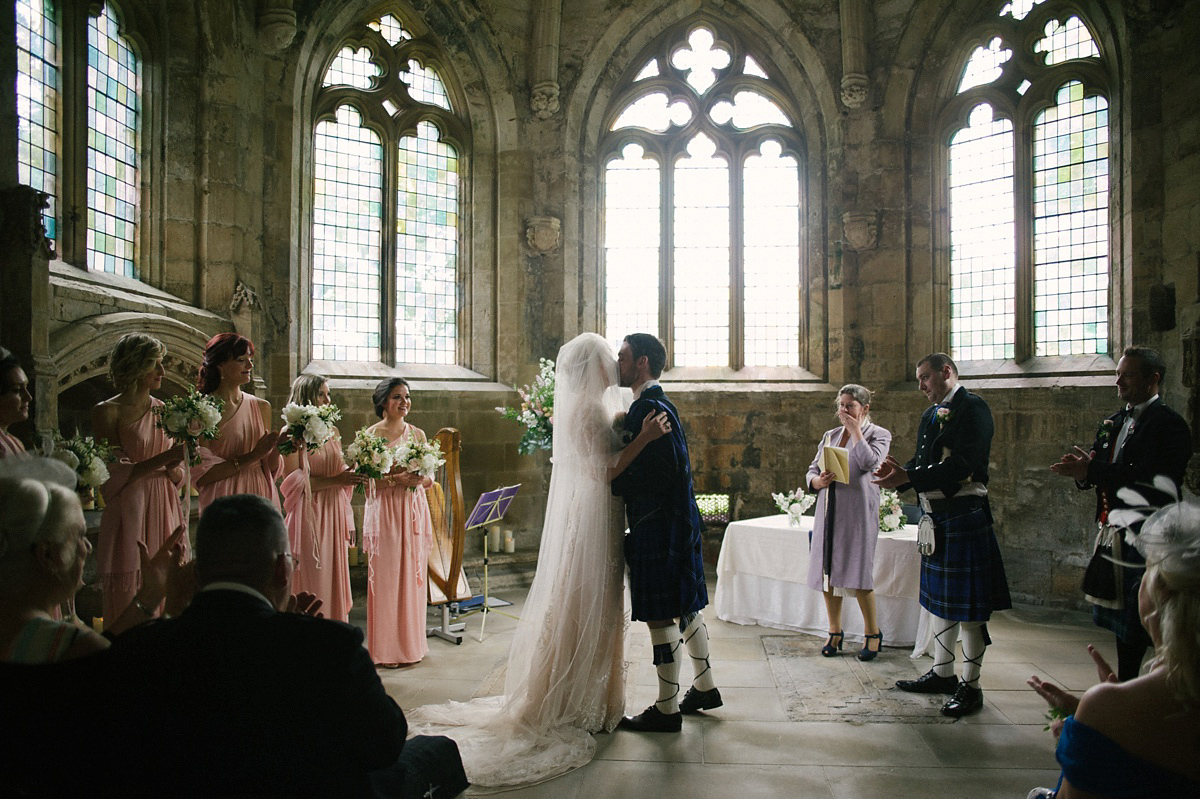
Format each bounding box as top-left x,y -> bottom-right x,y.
426,427 -> 471,644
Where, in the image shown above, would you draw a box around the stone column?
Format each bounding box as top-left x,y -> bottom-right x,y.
839,0 -> 869,109
529,0 -> 562,119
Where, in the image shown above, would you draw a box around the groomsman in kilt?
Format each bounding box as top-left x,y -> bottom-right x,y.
612,333 -> 720,733
1050,346 -> 1191,681
874,352 -> 1011,717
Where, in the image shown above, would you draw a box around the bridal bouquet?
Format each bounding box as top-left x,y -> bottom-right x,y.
343,428 -> 399,493
154,389 -> 224,465
773,488 -> 816,527
393,438 -> 446,491
879,488 -> 905,532
496,357 -> 554,455
278,402 -> 341,455
49,433 -> 115,488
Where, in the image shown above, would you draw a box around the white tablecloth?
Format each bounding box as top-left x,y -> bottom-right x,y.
714,514 -> 933,656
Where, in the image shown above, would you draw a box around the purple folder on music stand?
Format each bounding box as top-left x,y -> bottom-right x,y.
465,484 -> 520,530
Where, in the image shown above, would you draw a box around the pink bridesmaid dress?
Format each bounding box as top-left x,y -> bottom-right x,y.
193,394 -> 281,513
97,398 -> 187,619
364,424 -> 433,665
281,436 -> 355,622
0,429 -> 26,458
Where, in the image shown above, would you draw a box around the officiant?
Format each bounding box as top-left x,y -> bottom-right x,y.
1049,346 -> 1191,681
804,384 -> 892,662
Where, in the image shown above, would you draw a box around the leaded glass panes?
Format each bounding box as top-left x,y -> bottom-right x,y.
673,134 -> 730,367
1001,0 -> 1044,21
1036,17 -> 1100,65
369,14 -> 411,46
958,37 -> 1011,93
949,104 -> 1016,361
743,140 -> 800,367
1033,82 -> 1108,356
396,122 -> 458,365
403,60 -> 451,110
323,46 -> 381,89
605,143 -> 661,355
312,106 -> 383,362
16,0 -> 58,241
708,91 -> 790,129
87,3 -> 140,277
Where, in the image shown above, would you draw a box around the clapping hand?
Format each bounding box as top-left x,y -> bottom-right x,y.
287,591 -> 324,618
872,455 -> 908,489
1049,446 -> 1093,481
1028,644 -> 1116,739
137,525 -> 188,607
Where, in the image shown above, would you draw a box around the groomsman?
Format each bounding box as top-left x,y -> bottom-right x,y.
874,353 -> 1011,717
1050,346 -> 1191,681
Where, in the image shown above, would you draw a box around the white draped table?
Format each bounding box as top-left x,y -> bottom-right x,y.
714,514 -> 933,657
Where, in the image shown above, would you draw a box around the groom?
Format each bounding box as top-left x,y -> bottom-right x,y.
612,333 -> 720,733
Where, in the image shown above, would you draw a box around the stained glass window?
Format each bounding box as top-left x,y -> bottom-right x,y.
313,13 -> 463,365
946,1 -> 1108,362
87,3 -> 141,276
16,0 -> 59,241
603,24 -> 803,370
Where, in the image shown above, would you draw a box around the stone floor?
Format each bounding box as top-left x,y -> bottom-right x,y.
350,571 -> 1107,798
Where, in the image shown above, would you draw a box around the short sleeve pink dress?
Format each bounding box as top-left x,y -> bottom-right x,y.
363,423 -> 433,665
192,394 -> 281,513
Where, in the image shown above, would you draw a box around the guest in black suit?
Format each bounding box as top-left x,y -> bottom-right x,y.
874,353 -> 1011,717
1051,346 -> 1192,681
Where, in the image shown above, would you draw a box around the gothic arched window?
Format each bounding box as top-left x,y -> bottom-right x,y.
600,24 -> 805,371
16,0 -> 141,277
311,13 -> 467,365
941,0 -> 1110,362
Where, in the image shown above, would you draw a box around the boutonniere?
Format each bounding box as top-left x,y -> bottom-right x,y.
1096,418 -> 1115,444
935,406 -> 952,424
614,412 -> 635,446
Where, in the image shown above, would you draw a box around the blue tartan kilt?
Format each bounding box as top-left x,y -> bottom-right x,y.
624,505 -> 708,622
920,505 -> 1012,622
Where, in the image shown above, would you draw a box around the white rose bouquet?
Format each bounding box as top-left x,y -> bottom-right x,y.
50,433 -> 115,488
154,389 -> 223,465
773,488 -> 817,527
878,488 -> 905,532
344,428 -> 399,494
393,438 -> 445,491
278,402 -> 341,455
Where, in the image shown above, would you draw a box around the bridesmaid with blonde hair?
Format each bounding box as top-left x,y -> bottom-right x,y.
279,373 -> 364,622
192,333 -> 281,512
92,333 -> 188,620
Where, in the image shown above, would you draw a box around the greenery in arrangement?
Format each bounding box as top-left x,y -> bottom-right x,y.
343,428 -> 398,493
878,488 -> 906,532
393,438 -> 446,491
50,433 -> 115,488
278,402 -> 341,455
154,389 -> 224,465
772,488 -> 816,526
496,358 -> 555,455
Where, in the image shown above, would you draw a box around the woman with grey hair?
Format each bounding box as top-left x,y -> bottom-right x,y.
804,384 -> 892,660
1027,500 -> 1200,797
0,458 -> 184,662
92,333 -> 188,620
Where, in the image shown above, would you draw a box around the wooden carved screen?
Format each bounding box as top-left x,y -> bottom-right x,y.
427,427 -> 471,604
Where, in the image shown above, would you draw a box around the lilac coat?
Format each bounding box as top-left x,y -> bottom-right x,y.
805,421 -> 892,592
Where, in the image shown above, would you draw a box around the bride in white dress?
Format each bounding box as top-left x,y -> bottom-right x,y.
407,332 -> 669,791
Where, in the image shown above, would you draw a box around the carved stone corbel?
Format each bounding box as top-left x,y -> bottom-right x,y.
525,216 -> 561,255
258,0 -> 297,54
529,0 -> 562,119
839,0 -> 870,109
842,210 -> 878,251
531,81 -> 560,119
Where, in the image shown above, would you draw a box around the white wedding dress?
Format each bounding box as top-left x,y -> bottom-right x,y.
406,332 -> 629,791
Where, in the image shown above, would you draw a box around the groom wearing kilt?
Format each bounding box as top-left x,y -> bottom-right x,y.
612,333 -> 721,733
874,353 -> 1011,717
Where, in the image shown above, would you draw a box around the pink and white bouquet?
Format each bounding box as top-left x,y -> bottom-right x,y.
154,389 -> 223,465
393,438 -> 445,491
496,357 -> 555,455
773,488 -> 816,527
879,488 -> 905,532
278,402 -> 341,455
49,433 -> 115,488
343,428 -> 399,494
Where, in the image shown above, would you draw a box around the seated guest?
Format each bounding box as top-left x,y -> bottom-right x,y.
0,458 -> 183,663
1026,500 -> 1200,798
98,494 -> 467,798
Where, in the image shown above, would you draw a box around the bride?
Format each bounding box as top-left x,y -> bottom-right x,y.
407,332 -> 669,790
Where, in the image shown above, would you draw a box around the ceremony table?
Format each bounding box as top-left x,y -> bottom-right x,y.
714,514 -> 933,657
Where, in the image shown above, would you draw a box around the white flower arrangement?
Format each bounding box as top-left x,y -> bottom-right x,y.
278,402 -> 341,455
879,488 -> 905,532
343,428 -> 399,493
773,488 -> 817,527
50,433 -> 114,488
496,358 -> 555,454
154,389 -> 223,465
394,438 -> 446,491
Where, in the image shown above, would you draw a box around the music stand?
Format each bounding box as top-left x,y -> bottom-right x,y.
458,484 -> 521,641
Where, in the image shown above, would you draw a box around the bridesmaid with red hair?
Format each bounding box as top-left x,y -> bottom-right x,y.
192,334 -> 281,512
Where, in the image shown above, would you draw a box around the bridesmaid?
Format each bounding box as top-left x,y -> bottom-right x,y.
279,374 -> 364,622
192,334 -> 281,512
0,348 -> 32,458
92,334 -> 187,620
364,377 -> 433,666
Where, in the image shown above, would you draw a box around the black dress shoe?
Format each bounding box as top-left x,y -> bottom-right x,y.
941,682 -> 984,717
679,686 -> 723,714
895,670 -> 959,694
619,705 -> 682,732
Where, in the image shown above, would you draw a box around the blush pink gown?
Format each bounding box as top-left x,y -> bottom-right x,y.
193,394 -> 281,513
363,424 -> 432,665
281,436 -> 355,622
0,429 -> 26,457
97,399 -> 187,619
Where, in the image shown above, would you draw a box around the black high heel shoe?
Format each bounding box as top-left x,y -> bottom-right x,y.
821,631 -> 844,657
857,631 -> 883,661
